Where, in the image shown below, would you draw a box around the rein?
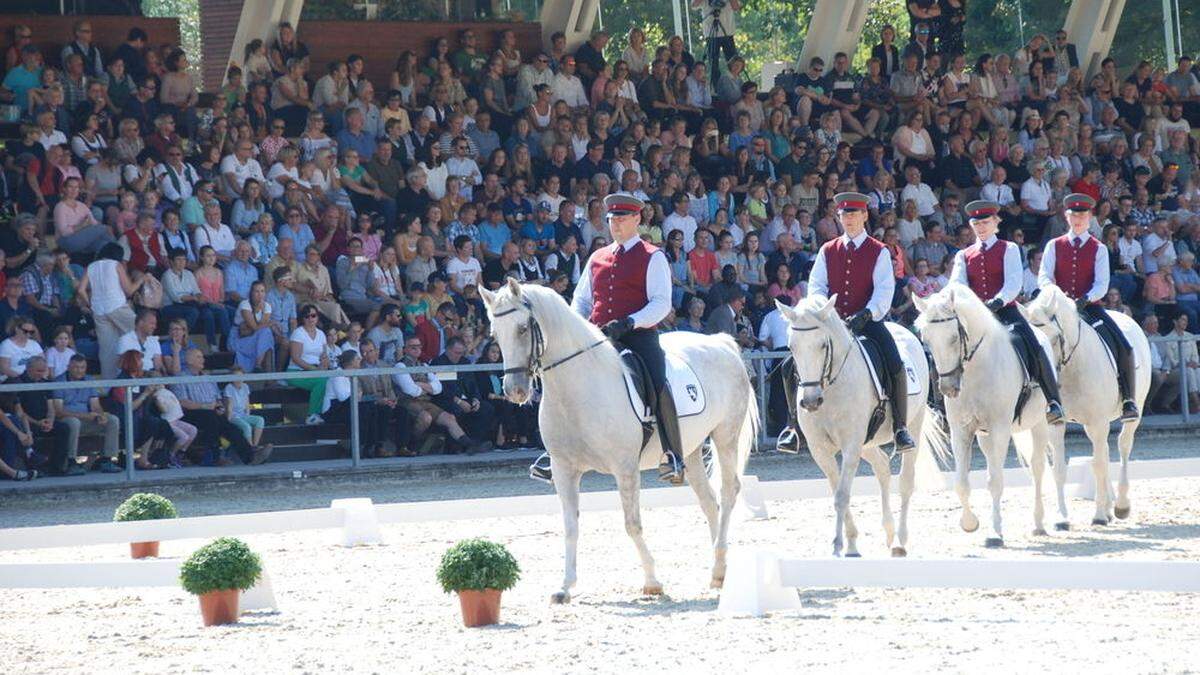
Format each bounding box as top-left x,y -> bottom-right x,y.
927,314 -> 984,379
791,324 -> 853,389
493,300 -> 606,381
1031,312 -> 1082,369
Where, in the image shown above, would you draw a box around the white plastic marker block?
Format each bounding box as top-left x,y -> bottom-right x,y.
240,566 -> 277,614
330,498 -> 382,547
1069,456 -> 1115,501
737,475 -> 769,520
717,548 -> 802,617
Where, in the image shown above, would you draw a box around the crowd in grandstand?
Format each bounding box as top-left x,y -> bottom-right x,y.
0,11 -> 1199,480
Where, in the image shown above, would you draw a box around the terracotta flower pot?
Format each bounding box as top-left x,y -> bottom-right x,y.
457,588 -> 502,627
129,541 -> 159,559
198,588 -> 241,626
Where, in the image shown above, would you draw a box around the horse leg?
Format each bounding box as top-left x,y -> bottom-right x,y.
1048,421 -> 1070,531
863,447 -> 896,554
616,471 -> 662,596
809,445 -> 856,558
551,464 -> 583,604
707,418 -> 744,589
1114,421 -> 1138,519
1025,425 -> 1050,536
981,427 -> 1011,548
683,449 -> 721,586
1084,423 -> 1113,525
950,423 -> 979,533
896,438 -> 917,557
835,444 -> 865,557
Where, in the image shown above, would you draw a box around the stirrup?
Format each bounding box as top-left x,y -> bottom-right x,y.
658,451 -> 684,485
776,426 -> 801,454
893,427 -> 916,453
1046,400 -> 1064,425
529,452 -> 553,484
1119,400 -> 1140,421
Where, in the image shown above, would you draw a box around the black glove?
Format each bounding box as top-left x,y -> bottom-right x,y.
985,297 -> 1005,313
1075,296 -> 1089,312
846,309 -> 872,333
602,316 -> 635,341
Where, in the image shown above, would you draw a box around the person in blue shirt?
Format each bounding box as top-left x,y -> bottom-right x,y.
334,108 -> 376,161
276,207 -> 316,253
478,203 -> 513,261
501,177 -> 534,229
223,240 -> 259,307
519,203 -> 558,253
1,46 -> 44,111
551,200 -> 583,246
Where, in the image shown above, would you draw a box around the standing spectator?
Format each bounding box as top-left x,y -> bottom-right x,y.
77,243 -> 141,380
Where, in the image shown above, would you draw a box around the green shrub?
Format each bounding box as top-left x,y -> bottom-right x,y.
436,538 -> 521,594
179,537 -> 263,596
113,493 -> 178,522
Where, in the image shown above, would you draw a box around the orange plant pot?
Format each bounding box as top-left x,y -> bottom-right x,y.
129,541 -> 159,559
457,589 -> 502,627
198,589 -> 240,626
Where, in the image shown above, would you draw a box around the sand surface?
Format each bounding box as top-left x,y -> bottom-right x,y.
2,476 -> 1199,674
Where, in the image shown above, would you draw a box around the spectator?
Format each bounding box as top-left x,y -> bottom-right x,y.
1161,313 -> 1200,414
110,350 -> 175,469
77,243 -> 140,380
51,353 -> 119,476
393,335 -> 488,454
115,308 -> 164,375
431,336 -> 495,451
171,348 -> 270,465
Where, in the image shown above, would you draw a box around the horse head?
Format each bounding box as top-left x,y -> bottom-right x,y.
776,294 -> 846,412
1026,284 -> 1074,363
915,284 -> 971,398
480,277 -> 538,404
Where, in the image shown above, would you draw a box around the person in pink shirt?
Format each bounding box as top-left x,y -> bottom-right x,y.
53,177 -> 115,255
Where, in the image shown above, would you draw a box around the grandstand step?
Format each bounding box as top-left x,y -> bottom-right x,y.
262,423 -> 347,445
266,440 -> 345,463
251,387 -> 311,405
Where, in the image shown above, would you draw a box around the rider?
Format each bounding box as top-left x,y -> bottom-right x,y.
777,192 -> 917,454
529,193 -> 685,484
951,200 -> 1064,424
1037,192 -> 1139,421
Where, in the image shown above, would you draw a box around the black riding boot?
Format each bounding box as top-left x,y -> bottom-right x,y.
656,385 -> 686,484
1032,342 -> 1065,424
889,363 -> 916,452
1116,344 -> 1140,421
776,357 -> 801,454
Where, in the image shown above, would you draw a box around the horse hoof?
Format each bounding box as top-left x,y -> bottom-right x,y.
1114,506 -> 1131,520
891,547 -> 907,558
984,537 -> 1004,548
844,552 -> 862,558
1054,522 -> 1070,532
1091,518 -> 1109,527
710,577 -> 724,589
1032,528 -> 1048,537
642,584 -> 664,596
550,592 -> 571,605
961,516 -> 980,533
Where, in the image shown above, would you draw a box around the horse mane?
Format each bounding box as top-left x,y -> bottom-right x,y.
916,283 -> 1004,338
1030,283 -> 1073,319
793,294 -> 853,343
517,283 -> 608,350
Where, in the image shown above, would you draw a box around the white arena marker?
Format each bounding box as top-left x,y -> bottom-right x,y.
240,567 -> 277,614
737,475 -> 769,520
331,498 -> 382,547
1069,456 -> 1115,501
719,551 -> 1200,617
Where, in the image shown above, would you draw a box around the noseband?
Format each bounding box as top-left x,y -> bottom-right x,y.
790,324 -> 851,389
927,314 -> 983,380
492,298 -> 605,381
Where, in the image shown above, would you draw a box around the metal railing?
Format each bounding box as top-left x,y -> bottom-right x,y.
1,334 -> 1196,482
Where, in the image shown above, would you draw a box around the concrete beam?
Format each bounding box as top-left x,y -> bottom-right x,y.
797,0 -> 876,72
539,0 -> 600,53
226,0 -> 305,85
1063,0 -> 1128,80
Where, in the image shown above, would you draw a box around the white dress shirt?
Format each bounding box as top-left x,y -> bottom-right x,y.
1037,231 -> 1109,302
572,237 -> 672,329
551,73 -> 588,108
949,235 -> 1023,304
663,213 -> 699,252
980,181 -> 1015,206
808,231 -> 895,321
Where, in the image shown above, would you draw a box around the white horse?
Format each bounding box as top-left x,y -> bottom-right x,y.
480,279 -> 757,602
1025,285 -> 1151,525
914,284 -> 1068,544
775,295 -> 944,558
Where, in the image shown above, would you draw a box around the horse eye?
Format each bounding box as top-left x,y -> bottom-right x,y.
517,323 -> 528,335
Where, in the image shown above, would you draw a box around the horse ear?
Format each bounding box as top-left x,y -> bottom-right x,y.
775,299 -> 796,322
506,277 -> 522,297
818,295 -> 837,320
479,286 -> 496,306
944,285 -> 957,309
912,293 -> 929,314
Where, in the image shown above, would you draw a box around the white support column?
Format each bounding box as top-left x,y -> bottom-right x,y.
797,0 -> 876,73
226,0 -> 306,86
539,0 -> 600,53
1062,0 -> 1128,80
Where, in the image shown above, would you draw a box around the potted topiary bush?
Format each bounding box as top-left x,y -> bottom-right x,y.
179,537 -> 263,626
436,538 -> 521,627
113,493 -> 178,559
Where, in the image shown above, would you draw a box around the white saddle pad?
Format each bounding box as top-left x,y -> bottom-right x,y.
856,334 -> 924,402
621,351 -> 707,422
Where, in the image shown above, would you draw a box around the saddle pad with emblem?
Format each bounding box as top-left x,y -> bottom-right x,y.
620,350 -> 707,422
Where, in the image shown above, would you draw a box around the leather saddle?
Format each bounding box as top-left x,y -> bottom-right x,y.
1004,326 -> 1037,423
855,336 -> 891,444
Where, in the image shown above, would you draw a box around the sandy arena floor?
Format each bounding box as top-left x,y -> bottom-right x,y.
2,476 -> 1199,674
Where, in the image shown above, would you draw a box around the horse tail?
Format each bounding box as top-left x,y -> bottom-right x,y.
735,378 -> 759,476
1011,429 -> 1036,470
916,403 -> 952,492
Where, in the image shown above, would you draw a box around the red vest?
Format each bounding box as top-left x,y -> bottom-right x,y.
123,228 -> 166,273
823,235 -> 885,319
964,240 -> 1012,306
589,239 -> 656,325
1052,234 -> 1099,301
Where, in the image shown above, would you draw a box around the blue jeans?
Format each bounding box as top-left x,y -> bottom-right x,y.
162,302 -> 231,350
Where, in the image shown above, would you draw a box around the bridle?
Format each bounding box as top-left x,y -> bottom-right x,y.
492,298 -> 605,381
1031,310 -> 1082,369
926,314 -> 984,380
790,323 -> 852,390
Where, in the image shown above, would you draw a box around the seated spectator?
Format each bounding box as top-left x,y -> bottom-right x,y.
171,347 -> 270,465
432,336 -> 495,451
21,251 -> 66,340
0,316 -> 44,381
109,350 -> 175,469
13,355 -> 69,471
222,365 -> 268,450
288,304 -> 330,424
296,244 -> 350,326
393,335 -> 488,454
161,248 -> 230,354
229,281 -> 276,372
54,177 -> 115,256
335,237 -> 384,327
322,350 -> 387,456
51,354 -> 118,476
194,202 -> 238,262
357,338 -> 412,457
115,308 -> 164,374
